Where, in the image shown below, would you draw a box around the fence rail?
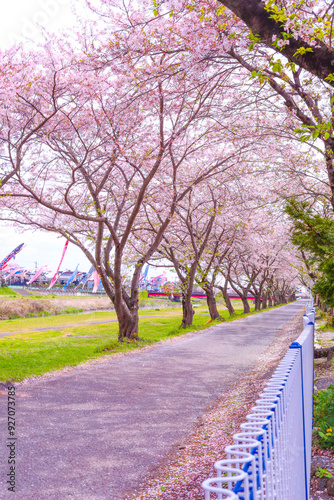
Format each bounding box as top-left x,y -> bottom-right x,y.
202,299 -> 315,500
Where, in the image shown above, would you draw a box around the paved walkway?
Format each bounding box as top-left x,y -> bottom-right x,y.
0,301 -> 305,499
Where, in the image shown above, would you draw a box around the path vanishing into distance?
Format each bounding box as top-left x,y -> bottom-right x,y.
0,300 -> 305,500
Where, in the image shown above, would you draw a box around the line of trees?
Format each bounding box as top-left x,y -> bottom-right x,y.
0,0 -> 321,339
203,0 -> 334,309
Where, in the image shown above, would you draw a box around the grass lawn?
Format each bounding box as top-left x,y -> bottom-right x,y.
0,303 -> 283,382
0,287 -> 18,297
0,310 -> 118,333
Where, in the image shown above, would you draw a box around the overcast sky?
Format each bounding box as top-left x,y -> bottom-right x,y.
0,0 -> 76,49
0,0 -> 92,272
0,1 -> 168,281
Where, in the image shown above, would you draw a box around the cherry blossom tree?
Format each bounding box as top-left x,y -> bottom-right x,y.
87,0 -> 324,310
195,218 -> 237,321
144,121 -> 283,326
94,0 -> 332,209
240,220 -> 300,309
156,183 -> 228,327
0,37 -> 255,340
102,0 -> 326,216
215,0 -> 334,84
205,0 -> 334,209
210,193 -> 302,312
0,48 -> 70,189
0,0 -> 309,341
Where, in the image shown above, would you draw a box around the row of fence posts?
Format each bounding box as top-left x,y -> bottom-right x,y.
202,299 -> 315,500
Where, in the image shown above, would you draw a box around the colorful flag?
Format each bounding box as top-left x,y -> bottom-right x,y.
63,265 -> 79,291
92,270 -> 100,293
3,262 -> 21,273
76,265 -> 95,289
148,273 -> 165,283
139,264 -> 150,283
48,240 -> 69,289
27,265 -> 49,285
0,243 -> 25,271
23,269 -> 33,280
5,267 -> 24,280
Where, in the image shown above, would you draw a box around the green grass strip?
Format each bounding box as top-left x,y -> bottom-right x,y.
0,304 -> 286,382
0,287 -> 17,296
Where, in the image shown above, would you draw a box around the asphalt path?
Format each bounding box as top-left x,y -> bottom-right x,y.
0,300 -> 305,500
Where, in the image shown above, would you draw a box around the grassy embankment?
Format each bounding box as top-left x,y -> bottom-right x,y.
0,287 -> 17,296
0,289 -> 183,319
0,301 -> 285,382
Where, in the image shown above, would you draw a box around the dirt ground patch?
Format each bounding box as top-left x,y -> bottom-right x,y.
0,296 -> 113,319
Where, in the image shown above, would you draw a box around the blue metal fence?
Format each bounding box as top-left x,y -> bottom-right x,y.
202,300 -> 315,500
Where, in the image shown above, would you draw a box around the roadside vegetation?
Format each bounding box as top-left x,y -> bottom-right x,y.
0,297 -> 84,320
0,287 -> 17,297
314,386 -> 334,449
310,310 -> 334,497
313,311 -> 334,451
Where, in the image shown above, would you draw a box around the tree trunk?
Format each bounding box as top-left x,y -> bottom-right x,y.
219,285 -> 235,316
228,277 -> 252,315
325,152 -> 334,210
273,293 -> 279,306
268,292 -> 273,307
241,295 -> 251,314
262,292 -> 267,309
117,307 -> 139,341
182,290 -> 195,328
280,293 -> 286,304
205,286 -> 220,320
225,293 -> 235,316
218,0 -> 334,87
109,258 -> 140,341
254,294 -> 261,311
